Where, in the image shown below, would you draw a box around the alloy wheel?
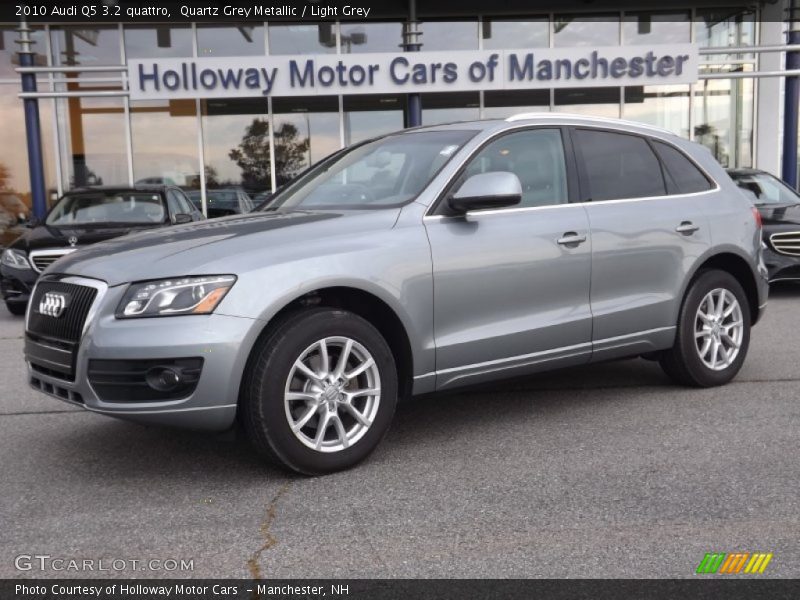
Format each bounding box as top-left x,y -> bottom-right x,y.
284,336 -> 381,453
694,287 -> 744,371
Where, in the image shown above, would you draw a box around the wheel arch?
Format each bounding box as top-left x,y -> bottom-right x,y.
239,286 -> 416,407
684,250 -> 762,325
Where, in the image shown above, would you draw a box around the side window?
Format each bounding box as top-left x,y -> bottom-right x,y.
165,190 -> 182,219
652,140 -> 714,194
174,189 -> 196,214
455,129 -> 569,208
576,129 -> 666,201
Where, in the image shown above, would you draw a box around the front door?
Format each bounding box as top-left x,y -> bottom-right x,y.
425,128 -> 593,389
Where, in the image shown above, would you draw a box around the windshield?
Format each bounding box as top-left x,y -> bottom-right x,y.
262,129 -> 476,211
46,191 -> 166,226
731,172 -> 800,205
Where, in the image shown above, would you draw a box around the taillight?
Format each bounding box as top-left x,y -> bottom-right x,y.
752,206 -> 762,229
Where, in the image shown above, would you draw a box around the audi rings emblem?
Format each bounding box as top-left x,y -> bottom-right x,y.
38,292 -> 70,318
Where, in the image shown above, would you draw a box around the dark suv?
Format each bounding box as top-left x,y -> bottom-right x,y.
1,185 -> 203,315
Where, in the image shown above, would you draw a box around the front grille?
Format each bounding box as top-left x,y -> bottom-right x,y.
770,231 -> 800,256
25,280 -> 97,381
31,255 -> 61,272
27,280 -> 97,343
29,248 -> 77,273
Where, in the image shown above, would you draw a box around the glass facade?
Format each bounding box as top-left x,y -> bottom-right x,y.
0,7 -> 779,224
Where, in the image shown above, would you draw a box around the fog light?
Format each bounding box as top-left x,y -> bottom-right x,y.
145,366 -> 183,392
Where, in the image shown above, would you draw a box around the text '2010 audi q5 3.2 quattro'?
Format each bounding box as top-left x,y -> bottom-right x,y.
24,114 -> 768,475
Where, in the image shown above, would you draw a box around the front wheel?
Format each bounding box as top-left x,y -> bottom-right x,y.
240,308 -> 397,475
660,269 -> 751,387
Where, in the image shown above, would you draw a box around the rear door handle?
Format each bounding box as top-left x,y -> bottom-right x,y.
675,221 -> 700,235
557,232 -> 587,246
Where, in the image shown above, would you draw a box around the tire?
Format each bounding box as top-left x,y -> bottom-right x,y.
240,308 -> 398,475
660,269 -> 751,387
5,301 -> 26,316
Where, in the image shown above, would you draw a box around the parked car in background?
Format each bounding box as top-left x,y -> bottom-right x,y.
728,168 -> 800,283
23,115 -> 767,474
1,185 -> 203,315
187,189 -> 255,218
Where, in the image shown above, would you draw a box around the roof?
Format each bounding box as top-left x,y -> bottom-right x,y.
64,185 -> 169,195
406,113 -> 683,139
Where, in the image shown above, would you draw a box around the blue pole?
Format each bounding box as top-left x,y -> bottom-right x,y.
783,3 -> 800,188
17,20 -> 47,219
403,0 -> 422,128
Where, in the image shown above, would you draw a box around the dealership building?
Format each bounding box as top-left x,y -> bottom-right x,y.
1,0 -> 799,218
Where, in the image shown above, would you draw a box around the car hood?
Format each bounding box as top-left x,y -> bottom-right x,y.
11,223 -> 163,252
758,203 -> 800,227
50,209 -> 400,286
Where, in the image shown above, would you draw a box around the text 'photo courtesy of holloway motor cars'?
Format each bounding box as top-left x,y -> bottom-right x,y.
19,114 -> 766,475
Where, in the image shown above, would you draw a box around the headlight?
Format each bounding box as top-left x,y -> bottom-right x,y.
116,275 -> 236,318
0,248 -> 32,270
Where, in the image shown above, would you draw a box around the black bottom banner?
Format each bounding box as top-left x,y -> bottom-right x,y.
3,579 -> 800,600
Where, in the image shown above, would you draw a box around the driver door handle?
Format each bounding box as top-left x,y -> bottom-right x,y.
557,232 -> 587,246
675,221 -> 700,235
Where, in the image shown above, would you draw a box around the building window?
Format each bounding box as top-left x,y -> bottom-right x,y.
271,96 -> 340,186
0,84 -> 56,217
339,22 -> 403,53
623,85 -> 690,138
202,98 -> 270,194
56,96 -> 127,189
50,26 -> 121,67
343,95 -> 404,145
421,92 -> 480,125
481,19 -> 548,50
483,90 -> 549,119
0,25 -> 47,80
268,24 -> 337,55
124,25 -> 193,59
553,14 -> 620,47
622,11 -> 690,45
694,69 -> 754,168
419,21 -> 478,51
197,24 -> 264,57
130,100 -> 200,188
554,87 -> 621,119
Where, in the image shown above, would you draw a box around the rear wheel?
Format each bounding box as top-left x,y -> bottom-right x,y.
240,308 -> 397,475
660,269 -> 750,387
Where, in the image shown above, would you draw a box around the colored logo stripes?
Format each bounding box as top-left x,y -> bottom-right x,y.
696,552 -> 773,574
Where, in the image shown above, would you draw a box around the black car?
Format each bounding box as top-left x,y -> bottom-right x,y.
728,168 -> 800,283
187,189 -> 255,219
0,185 -> 203,316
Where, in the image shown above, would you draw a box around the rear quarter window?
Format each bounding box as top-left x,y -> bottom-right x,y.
652,140 -> 714,194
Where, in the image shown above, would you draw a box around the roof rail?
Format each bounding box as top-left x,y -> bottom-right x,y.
504,112 -> 675,136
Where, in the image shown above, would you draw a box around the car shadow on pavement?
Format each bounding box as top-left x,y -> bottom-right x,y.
42,357 -> 674,480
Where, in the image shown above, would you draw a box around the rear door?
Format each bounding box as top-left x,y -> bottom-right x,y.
425,127 -> 593,389
571,127 -> 713,360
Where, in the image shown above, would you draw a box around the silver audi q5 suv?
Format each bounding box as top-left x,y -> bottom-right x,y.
25,114 -> 768,474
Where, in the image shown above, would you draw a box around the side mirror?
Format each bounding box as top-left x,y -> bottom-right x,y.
447,171 -> 522,214
26,215 -> 40,228
173,213 -> 193,224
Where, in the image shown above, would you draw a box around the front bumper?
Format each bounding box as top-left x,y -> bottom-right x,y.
0,263 -> 37,307
762,245 -> 800,283
26,280 -> 263,431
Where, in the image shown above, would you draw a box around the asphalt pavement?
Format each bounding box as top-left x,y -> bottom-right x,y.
1,287 -> 799,579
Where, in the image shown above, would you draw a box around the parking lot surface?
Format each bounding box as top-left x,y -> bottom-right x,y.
1,287 -> 799,578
